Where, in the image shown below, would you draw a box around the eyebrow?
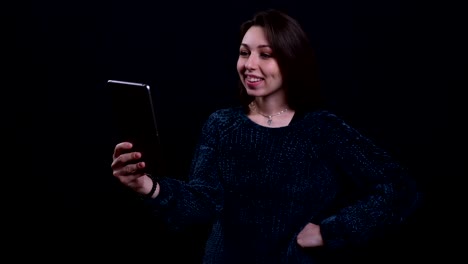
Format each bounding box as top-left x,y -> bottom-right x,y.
240,43 -> 271,49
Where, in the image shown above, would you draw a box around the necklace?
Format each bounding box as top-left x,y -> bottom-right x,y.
249,102 -> 288,126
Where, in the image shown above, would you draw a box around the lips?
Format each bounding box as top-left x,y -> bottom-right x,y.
245,74 -> 264,87
246,76 -> 263,82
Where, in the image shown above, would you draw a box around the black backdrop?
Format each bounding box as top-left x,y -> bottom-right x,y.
12,0 -> 464,262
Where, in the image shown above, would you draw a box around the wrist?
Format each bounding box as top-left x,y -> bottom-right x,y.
145,174 -> 159,198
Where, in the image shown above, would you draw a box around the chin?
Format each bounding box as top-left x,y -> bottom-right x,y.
245,90 -> 264,97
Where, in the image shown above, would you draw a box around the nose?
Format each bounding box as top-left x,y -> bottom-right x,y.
245,54 -> 258,70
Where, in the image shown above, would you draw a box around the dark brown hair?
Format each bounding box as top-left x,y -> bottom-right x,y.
238,9 -> 324,112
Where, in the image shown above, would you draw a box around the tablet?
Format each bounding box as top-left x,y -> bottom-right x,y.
107,79 -> 163,176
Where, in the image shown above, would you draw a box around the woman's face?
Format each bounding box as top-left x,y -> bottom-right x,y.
237,26 -> 283,99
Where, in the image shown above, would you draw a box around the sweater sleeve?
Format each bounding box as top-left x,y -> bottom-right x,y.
141,112 -> 224,232
317,112 -> 421,249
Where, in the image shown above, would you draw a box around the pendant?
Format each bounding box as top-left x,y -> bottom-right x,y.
267,118 -> 272,125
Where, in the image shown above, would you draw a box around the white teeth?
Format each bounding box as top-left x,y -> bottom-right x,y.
247,77 -> 262,82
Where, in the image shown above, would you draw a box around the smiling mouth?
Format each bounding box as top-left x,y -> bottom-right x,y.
246,76 -> 263,83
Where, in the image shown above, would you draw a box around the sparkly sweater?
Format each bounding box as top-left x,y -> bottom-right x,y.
144,106 -> 419,263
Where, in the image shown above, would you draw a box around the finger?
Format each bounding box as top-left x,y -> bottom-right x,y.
113,161 -> 145,179
124,161 -> 145,176
111,152 -> 143,172
296,224 -> 323,248
297,236 -> 322,248
113,142 -> 133,160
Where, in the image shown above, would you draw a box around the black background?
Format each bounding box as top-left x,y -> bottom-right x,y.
11,0 -> 465,262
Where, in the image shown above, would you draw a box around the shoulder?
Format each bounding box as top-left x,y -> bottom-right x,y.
205,106 -> 243,122
302,109 -> 346,127
208,106 -> 242,119
202,106 -> 244,130
301,110 -> 361,136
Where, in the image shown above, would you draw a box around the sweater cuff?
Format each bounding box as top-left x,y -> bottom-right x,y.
319,215 -> 347,250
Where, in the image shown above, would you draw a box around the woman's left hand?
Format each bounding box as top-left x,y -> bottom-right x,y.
296,222 -> 324,248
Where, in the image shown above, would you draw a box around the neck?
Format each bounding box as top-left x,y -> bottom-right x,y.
249,101 -> 289,126
250,99 -> 288,116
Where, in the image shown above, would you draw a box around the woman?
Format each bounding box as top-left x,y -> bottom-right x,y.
111,9 -> 420,263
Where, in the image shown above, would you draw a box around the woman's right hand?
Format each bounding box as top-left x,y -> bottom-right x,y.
111,142 -> 156,196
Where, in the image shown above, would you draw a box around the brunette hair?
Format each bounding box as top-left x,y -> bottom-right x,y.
238,9 -> 324,112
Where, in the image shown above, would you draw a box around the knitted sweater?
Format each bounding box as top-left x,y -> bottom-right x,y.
144,106 -> 419,263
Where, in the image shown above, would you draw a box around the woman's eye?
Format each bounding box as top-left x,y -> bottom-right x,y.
260,53 -> 272,58
239,50 -> 249,57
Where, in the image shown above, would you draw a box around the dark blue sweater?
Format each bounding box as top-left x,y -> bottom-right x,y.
144,107 -> 419,263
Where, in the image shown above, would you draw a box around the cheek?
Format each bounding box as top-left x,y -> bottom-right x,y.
236,59 -> 244,74
265,65 -> 281,78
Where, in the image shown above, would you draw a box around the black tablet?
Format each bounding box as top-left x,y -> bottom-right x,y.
107,79 -> 163,176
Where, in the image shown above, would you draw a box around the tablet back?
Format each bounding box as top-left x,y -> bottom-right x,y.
108,79 -> 164,177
